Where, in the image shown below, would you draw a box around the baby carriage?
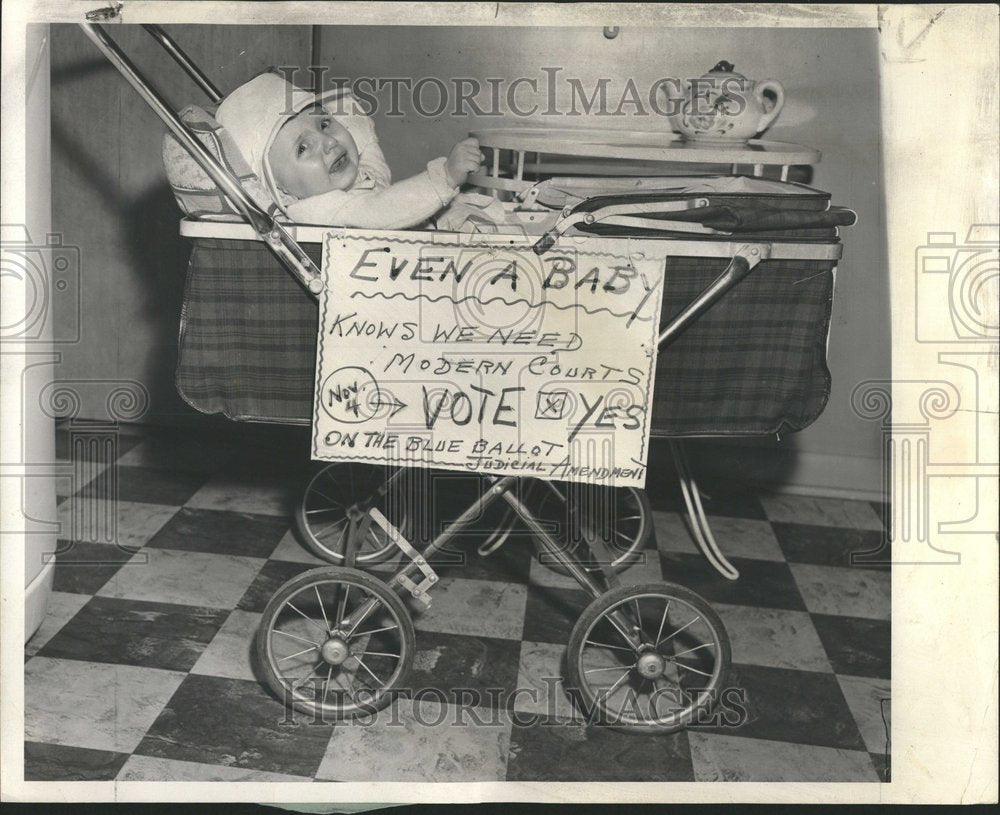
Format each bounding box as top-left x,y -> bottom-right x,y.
81,22 -> 853,732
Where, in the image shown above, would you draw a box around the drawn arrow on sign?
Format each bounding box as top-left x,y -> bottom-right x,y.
375,395 -> 407,419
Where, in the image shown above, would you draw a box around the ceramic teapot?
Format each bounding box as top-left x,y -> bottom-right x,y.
659,61 -> 785,144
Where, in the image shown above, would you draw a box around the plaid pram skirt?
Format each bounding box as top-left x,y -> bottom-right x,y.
176,238 -> 833,436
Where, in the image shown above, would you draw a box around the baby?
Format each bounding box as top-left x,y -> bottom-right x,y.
216,72 -> 484,228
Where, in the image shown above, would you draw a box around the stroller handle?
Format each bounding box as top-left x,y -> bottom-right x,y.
141,24 -> 223,104
78,22 -> 324,295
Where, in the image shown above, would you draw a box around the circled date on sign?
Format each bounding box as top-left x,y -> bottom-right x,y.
320,366 -> 408,424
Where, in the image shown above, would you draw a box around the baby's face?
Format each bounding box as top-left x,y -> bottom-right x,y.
268,106 -> 359,199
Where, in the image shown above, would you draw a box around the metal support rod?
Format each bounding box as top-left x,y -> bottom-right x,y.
537,479 -> 622,587
343,513 -> 368,570
491,147 -> 500,199
407,476 -> 515,568
141,24 -> 222,103
79,22 -> 324,296
657,247 -> 764,350
669,440 -> 740,580
500,488 -> 640,646
499,489 -> 608,601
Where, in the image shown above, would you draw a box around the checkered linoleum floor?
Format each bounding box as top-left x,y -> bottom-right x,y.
25,422 -> 890,783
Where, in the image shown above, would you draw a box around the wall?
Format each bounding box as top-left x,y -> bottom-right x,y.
23,23 -> 57,640
316,25 -> 889,497
50,23 -> 312,423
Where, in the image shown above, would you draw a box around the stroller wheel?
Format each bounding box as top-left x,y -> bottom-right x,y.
566,582 -> 731,733
516,479 -> 653,575
295,463 -> 410,564
256,566 -> 415,720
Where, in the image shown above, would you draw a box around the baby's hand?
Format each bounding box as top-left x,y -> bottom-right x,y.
445,137 -> 483,188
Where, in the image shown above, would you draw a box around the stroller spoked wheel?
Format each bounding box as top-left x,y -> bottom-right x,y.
514,478 -> 653,575
256,566 -> 415,720
295,463 -> 410,564
566,582 -> 731,733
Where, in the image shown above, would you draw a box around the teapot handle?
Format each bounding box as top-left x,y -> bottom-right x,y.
754,79 -> 785,134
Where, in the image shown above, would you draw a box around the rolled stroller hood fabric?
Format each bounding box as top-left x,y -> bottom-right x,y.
528,174 -> 829,210
560,183 -> 857,240
570,203 -> 857,241
642,203 -> 858,231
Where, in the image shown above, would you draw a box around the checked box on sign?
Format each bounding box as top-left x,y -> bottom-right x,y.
536,390 -> 570,420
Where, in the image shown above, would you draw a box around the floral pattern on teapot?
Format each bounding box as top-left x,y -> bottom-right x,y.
659,61 -> 786,144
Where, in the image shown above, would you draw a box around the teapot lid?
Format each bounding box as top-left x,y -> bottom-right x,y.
704,60 -> 748,81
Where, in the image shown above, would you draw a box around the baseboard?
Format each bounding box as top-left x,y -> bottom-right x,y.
60,420 -> 887,503
25,557 -> 55,644
670,439 -> 886,503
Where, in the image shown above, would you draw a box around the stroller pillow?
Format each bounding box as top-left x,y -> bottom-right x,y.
161,104 -> 275,220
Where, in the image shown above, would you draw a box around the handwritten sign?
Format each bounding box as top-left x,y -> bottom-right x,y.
312,230 -> 664,487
